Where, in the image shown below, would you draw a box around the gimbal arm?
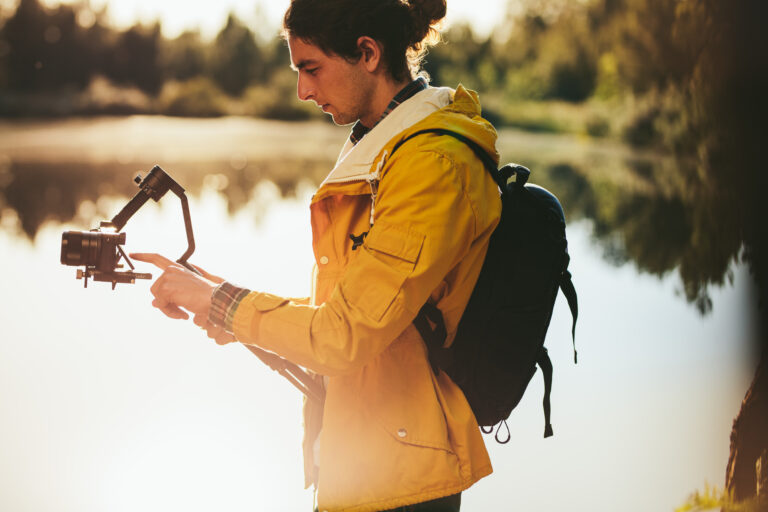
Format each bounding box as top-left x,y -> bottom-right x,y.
110,165 -> 196,270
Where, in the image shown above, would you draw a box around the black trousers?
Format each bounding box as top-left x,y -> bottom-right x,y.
315,493 -> 461,512
381,493 -> 461,512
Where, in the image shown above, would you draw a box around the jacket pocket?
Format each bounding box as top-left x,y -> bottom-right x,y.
368,332 -> 456,455
366,221 -> 424,271
340,220 -> 425,322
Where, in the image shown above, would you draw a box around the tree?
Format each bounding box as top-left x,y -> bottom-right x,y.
107,22 -> 163,95
210,14 -> 263,96
2,0 -> 48,91
161,30 -> 207,82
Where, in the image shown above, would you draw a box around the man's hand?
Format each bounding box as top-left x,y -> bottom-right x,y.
193,314 -> 237,345
189,263 -> 226,285
130,253 -> 218,321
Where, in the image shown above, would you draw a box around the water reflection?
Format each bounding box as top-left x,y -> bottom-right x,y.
0,120 -> 747,317
0,157 -> 336,239
531,160 -> 733,313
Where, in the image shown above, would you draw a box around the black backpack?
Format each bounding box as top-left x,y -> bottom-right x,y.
391,129 -> 579,442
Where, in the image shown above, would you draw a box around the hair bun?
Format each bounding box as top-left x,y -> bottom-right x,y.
407,0 -> 447,43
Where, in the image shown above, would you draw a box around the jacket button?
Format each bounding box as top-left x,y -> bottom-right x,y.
319,256 -> 329,265
397,428 -> 407,438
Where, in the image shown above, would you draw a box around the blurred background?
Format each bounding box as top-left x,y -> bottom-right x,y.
0,0 -> 766,511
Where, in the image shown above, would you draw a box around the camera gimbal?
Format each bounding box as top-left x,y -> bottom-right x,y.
60,166 -> 322,401
60,165 -> 196,289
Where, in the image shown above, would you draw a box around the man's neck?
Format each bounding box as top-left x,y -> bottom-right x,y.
358,77 -> 411,128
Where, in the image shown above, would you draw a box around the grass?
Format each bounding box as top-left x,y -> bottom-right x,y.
675,483 -> 767,512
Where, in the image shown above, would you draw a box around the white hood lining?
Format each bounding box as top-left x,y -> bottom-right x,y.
320,86 -> 454,186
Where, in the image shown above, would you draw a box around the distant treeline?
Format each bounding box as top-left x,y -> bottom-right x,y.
0,0 -> 765,151
0,0 -> 317,119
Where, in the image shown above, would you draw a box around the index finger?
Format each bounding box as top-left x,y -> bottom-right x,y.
129,252 -> 176,270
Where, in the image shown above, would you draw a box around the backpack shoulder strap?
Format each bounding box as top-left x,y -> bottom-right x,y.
394,127 -> 529,356
392,128 -> 497,171
391,128 -> 531,190
560,269 -> 579,364
393,129 -> 497,357
413,301 -> 448,373
536,347 -> 555,438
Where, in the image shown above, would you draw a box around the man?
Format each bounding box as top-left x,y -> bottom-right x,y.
133,1 -> 501,510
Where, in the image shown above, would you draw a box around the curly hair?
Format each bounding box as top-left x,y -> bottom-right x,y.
282,0 -> 446,82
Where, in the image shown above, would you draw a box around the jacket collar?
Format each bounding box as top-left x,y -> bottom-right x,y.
320,86 -> 454,187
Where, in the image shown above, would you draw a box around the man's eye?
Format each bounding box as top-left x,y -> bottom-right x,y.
306,68 -> 318,75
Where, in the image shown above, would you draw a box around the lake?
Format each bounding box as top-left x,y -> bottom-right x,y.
0,116 -> 758,511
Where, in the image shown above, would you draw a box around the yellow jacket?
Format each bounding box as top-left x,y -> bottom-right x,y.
232,85 -> 501,511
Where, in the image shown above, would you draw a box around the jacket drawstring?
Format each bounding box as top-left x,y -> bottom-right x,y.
367,150 -> 387,226
367,177 -> 378,226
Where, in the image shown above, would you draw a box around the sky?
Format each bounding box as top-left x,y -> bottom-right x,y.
33,0 -> 512,39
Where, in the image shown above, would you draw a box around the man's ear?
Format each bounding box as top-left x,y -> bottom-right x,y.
356,36 -> 383,73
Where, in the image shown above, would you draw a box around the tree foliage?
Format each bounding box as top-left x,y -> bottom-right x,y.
209,14 -> 264,96
0,0 -> 276,98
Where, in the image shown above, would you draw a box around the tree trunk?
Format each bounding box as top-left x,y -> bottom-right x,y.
725,353 -> 768,505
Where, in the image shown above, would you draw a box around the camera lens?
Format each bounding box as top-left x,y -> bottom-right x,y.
60,231 -> 125,269
61,231 -> 101,266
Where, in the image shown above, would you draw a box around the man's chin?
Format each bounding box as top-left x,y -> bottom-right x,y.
328,111 -> 356,127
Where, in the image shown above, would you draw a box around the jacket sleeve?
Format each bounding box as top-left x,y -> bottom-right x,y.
231,148 -> 482,376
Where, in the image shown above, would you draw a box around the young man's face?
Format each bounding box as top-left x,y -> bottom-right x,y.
288,36 -> 375,126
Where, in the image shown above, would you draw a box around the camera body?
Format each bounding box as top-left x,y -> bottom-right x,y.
61,228 -> 125,273
60,225 -> 149,288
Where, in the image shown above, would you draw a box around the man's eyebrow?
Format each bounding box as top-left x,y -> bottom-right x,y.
291,59 -> 318,71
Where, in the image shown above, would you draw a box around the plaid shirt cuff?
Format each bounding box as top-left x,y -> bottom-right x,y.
208,281 -> 251,332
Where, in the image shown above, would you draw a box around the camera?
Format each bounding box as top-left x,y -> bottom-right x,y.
61,230 -> 125,269
60,225 -> 150,288
59,166 -> 323,401
60,165 -> 196,289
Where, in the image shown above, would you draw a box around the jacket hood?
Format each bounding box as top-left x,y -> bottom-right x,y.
320,85 -> 499,188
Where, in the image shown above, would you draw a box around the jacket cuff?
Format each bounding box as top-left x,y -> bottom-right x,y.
231,292 -> 294,347
209,281 -> 251,332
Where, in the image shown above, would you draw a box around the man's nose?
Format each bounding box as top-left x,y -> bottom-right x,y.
297,74 -> 314,102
